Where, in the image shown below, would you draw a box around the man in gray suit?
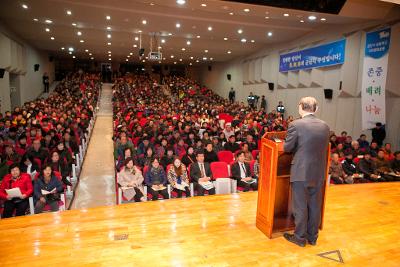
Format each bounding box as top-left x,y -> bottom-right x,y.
283,97 -> 330,247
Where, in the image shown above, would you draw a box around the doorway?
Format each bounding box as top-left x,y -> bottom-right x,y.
9,73 -> 21,109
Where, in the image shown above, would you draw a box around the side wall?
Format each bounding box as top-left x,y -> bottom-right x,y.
199,22 -> 400,149
0,23 -> 55,113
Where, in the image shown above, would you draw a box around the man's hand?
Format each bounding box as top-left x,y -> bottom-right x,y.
6,195 -> 12,200
40,197 -> 46,203
21,194 -> 27,199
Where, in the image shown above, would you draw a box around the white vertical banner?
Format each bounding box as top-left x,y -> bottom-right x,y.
361,28 -> 391,130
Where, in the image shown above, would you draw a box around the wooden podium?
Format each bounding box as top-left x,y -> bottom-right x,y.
256,131 -> 330,238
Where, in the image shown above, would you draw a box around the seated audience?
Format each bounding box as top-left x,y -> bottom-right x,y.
160,146 -> 175,169
358,151 -> 386,182
375,150 -> 400,181
189,150 -> 215,196
231,151 -> 258,191
342,152 -> 366,183
224,135 -> 240,153
117,157 -> 145,202
391,151 -> 400,175
357,134 -> 369,150
329,153 -> 353,184
0,164 -> 33,218
33,164 -> 64,213
167,158 -> 191,198
47,151 -> 72,186
181,146 -> 196,167
145,158 -> 169,200
204,143 -> 219,163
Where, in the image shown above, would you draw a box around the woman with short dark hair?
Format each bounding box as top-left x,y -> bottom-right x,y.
117,157 -> 145,202
145,158 -> 169,201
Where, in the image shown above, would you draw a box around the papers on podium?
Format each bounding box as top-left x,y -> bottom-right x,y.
6,188 -> 23,198
41,188 -> 57,195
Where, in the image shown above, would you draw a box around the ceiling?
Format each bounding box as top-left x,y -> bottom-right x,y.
0,0 -> 398,65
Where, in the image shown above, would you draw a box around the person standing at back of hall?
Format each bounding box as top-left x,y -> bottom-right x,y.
229,88 -> 235,103
276,101 -> 285,119
43,72 -> 50,93
282,96 -> 330,247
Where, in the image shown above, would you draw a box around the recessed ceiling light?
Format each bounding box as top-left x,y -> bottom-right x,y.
72,23 -> 77,26
138,30 -> 142,33
171,55 -> 174,58
174,62 -> 177,64
72,56 -> 76,59
210,57 -> 214,60
284,13 -> 289,17
85,49 -> 89,52
251,40 -> 255,43
143,59 -> 146,62
190,56 -> 194,59
22,4 -> 28,9
201,3 -> 207,7
176,23 -> 181,28
77,31 -> 82,36
142,20 -> 147,25
241,38 -> 247,43
265,16 -> 269,19
61,47 -> 65,50
161,39 -> 166,43
158,46 -> 162,49
130,52 -> 133,55
308,15 -> 317,20
196,35 -> 200,38
208,26 -> 212,31
69,51 -> 72,54
189,63 -> 192,65
186,40 -> 191,45
91,57 -> 94,60
224,37 -> 228,41
229,12 -> 234,15
135,36 -> 139,41
89,53 -> 92,55
238,29 -> 243,34
244,8 -> 250,12
80,40 -> 84,43
50,37 -> 55,40
300,20 -> 304,23
107,34 -> 111,38
177,0 -> 186,5
181,48 -> 186,51
107,42 -> 111,45
267,31 -> 273,37
33,18 -> 38,22
68,47 -> 74,52
108,51 -> 111,53
204,49 -> 208,53
45,28 -> 50,32
320,18 -> 326,21
45,19 -> 53,24
179,58 -> 183,61
203,57 -> 207,60
106,15 -> 111,20
133,44 -> 137,47
66,10 -> 72,15
227,50 -> 232,54
126,59 -> 129,62
107,26 -> 111,30
109,58 -> 111,61
150,2 -> 155,6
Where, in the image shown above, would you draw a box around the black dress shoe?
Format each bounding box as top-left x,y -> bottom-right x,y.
307,240 -> 316,246
283,233 -> 306,247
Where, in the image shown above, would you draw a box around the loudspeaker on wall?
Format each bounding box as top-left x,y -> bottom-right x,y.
34,64 -> 40,72
0,68 -> 5,78
208,65 -> 212,71
268,82 -> 274,91
324,89 -> 333,99
227,74 -> 231,80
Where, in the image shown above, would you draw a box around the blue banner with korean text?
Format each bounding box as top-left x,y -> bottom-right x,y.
279,39 -> 346,72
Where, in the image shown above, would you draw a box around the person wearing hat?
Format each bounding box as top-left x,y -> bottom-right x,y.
357,151 -> 386,182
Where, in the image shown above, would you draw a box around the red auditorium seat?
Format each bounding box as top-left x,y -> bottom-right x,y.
210,162 -> 229,179
217,151 -> 234,164
251,150 -> 259,160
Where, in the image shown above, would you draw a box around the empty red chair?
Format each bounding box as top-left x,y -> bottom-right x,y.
217,150 -> 234,164
210,161 -> 229,179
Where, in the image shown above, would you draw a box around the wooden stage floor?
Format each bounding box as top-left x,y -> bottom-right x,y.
1,183 -> 399,266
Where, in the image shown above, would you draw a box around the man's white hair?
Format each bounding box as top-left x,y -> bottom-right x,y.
299,96 -> 318,113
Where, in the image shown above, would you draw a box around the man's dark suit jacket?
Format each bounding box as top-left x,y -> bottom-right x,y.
284,114 -> 330,187
189,161 -> 213,183
231,161 -> 252,181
